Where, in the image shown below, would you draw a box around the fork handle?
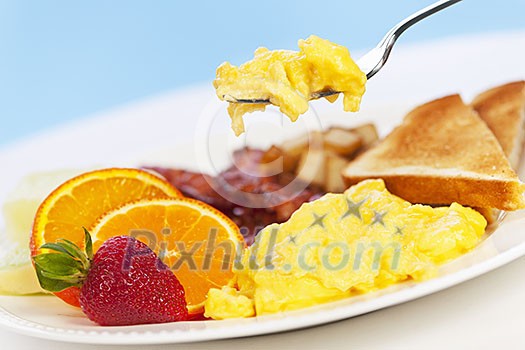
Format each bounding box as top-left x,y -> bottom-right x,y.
363,0 -> 463,79
382,0 -> 463,46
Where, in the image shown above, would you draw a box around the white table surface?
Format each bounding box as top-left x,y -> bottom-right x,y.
2,255 -> 525,349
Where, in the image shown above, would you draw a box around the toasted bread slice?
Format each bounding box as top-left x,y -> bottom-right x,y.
473,81 -> 525,169
471,81 -> 525,222
343,95 -> 525,211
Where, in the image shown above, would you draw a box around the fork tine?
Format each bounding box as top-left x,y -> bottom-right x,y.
224,90 -> 339,104
223,95 -> 271,104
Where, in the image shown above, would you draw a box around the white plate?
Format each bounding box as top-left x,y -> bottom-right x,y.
0,31 -> 525,345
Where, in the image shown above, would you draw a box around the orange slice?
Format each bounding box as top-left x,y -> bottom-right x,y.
31,168 -> 182,257
89,198 -> 244,315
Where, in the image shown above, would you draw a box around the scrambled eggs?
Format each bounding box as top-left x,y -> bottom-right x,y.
214,35 -> 367,136
204,179 -> 486,319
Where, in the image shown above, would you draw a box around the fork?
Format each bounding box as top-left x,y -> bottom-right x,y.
225,0 -> 463,104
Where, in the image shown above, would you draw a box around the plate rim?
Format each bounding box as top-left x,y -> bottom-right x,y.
1,236 -> 525,345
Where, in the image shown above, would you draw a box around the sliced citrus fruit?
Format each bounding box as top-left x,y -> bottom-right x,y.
89,198 -> 244,315
31,168 -> 182,306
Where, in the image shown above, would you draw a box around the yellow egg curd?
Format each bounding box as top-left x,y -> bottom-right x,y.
204,179 -> 486,319
213,35 -> 367,136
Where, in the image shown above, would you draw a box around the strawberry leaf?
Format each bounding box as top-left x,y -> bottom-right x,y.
83,227 -> 93,260
33,228 -> 93,293
39,270 -> 86,285
33,253 -> 84,276
35,268 -> 77,292
56,239 -> 90,268
40,242 -> 75,257
33,253 -> 88,292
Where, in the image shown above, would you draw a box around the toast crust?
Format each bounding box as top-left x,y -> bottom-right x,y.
344,173 -> 525,211
343,94 -> 525,211
472,81 -> 525,220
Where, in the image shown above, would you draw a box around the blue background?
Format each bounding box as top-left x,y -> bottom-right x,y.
1,0 -> 524,146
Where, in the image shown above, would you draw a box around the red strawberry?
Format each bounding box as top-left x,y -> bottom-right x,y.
33,229 -> 188,326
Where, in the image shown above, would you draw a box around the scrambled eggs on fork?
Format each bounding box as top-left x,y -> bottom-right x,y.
214,35 -> 367,136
